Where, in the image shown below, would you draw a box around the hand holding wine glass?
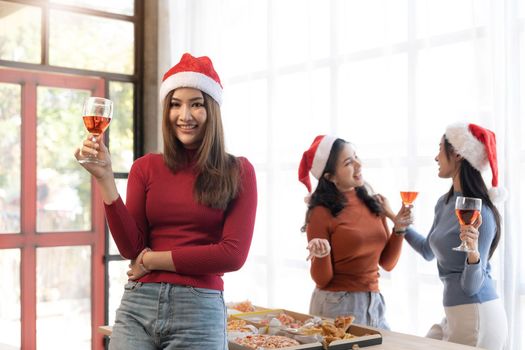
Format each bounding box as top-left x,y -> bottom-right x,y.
453,196 -> 482,252
77,97 -> 113,166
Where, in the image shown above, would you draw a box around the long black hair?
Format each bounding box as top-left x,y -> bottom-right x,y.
301,139 -> 383,232
443,137 -> 501,259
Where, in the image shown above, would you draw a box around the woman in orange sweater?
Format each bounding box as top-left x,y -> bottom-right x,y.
298,135 -> 411,329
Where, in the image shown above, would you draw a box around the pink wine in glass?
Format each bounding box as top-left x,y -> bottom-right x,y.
83,115 -> 111,135
400,191 -> 418,207
452,196 -> 482,252
455,209 -> 480,226
78,97 -> 113,165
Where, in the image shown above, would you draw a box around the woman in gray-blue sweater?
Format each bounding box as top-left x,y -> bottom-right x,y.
400,123 -> 507,349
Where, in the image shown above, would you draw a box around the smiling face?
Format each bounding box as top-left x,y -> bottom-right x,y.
435,136 -> 461,179
326,143 -> 364,192
169,87 -> 208,149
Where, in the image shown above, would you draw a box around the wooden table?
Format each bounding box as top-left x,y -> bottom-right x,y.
378,328 -> 485,350
98,326 -> 484,349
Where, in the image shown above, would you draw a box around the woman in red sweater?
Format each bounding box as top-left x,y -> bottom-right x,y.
75,53 -> 257,349
298,135 -> 410,329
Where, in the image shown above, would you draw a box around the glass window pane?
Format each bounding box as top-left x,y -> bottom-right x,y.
220,0 -> 267,75
337,54 -> 408,159
385,0 -> 408,44
363,165 -> 404,208
108,260 -> 128,326
273,0 -> 309,67
414,165 -> 451,276
108,178 -> 128,255
310,0 -> 330,60
275,169 -> 309,262
50,0 -> 134,16
0,249 -> 21,349
416,41 -> 488,157
273,70 -> 330,164
37,87 -> 91,232
37,246 -> 91,349
223,261 -> 269,309
416,0 -> 488,38
522,296 -> 525,350
414,281 -> 445,334
521,35 -> 525,151
273,264 -> 311,312
415,164 -> 450,222
336,0 -> 407,53
0,82 -> 21,234
0,1 -> 41,63
271,169 -> 313,311
521,163 -> 525,282
49,10 -> 134,74
222,79 -> 268,165
109,82 -> 134,173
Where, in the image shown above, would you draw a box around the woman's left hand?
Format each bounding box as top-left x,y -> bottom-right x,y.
376,193 -> 413,230
375,194 -> 395,218
127,248 -> 151,280
459,214 -> 483,251
459,225 -> 479,251
306,238 -> 331,261
459,214 -> 482,263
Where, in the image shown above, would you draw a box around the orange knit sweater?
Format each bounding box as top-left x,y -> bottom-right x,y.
306,190 -> 403,292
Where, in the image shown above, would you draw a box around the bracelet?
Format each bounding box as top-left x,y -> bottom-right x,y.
138,248 -> 151,273
393,228 -> 406,235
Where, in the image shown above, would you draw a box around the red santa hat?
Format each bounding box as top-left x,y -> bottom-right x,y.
159,53 -> 223,105
445,122 -> 506,202
298,135 -> 337,193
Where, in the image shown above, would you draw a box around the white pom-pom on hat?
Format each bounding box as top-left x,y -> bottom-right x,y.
488,186 -> 508,203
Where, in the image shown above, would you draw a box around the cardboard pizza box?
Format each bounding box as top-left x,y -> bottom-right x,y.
230,308 -> 316,328
230,309 -> 382,349
228,325 -> 382,350
326,324 -> 382,349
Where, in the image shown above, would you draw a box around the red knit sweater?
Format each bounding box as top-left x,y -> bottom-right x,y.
104,153 -> 257,291
306,190 -> 403,292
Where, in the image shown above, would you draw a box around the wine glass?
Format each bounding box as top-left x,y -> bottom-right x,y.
400,190 -> 418,208
77,97 -> 113,166
452,196 -> 482,252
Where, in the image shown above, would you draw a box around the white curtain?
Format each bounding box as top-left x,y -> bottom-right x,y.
163,1 -> 524,348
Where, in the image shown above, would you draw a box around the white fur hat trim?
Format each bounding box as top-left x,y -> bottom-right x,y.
159,71 -> 223,105
445,122 -> 488,172
311,135 -> 337,179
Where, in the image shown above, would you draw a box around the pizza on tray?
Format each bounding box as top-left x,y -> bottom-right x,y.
233,334 -> 300,349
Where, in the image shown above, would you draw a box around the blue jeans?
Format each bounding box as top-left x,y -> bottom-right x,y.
309,288 -> 390,330
109,282 -> 227,350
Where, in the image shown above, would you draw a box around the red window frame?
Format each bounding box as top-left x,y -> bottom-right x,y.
0,67 -> 106,350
